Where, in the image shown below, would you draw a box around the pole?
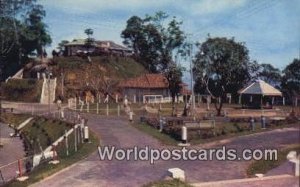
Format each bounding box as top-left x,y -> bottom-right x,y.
189,42 -> 195,113
61,72 -> 64,97
74,126 -> 77,152
48,73 -> 51,115
65,130 -> 69,156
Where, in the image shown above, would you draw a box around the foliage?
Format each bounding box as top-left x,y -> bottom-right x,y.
143,179 -> 192,187
193,37 -> 254,115
84,28 -> 95,49
0,0 -> 51,81
0,79 -> 43,102
281,58 -> 300,101
121,11 -> 186,72
256,63 -> 281,86
165,62 -> 184,115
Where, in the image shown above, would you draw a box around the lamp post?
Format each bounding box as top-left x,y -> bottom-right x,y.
189,43 -> 196,118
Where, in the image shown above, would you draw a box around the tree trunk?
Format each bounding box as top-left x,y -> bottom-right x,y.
214,97 -> 223,116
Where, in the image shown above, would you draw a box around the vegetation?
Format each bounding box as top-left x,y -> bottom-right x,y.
131,122 -> 178,145
0,79 -> 43,102
193,37 -> 256,116
52,56 -> 147,99
143,179 -> 192,187
0,113 -> 99,187
281,58 -> 300,103
0,0 -> 51,81
247,144 -> 300,177
4,131 -> 98,187
121,11 -> 186,72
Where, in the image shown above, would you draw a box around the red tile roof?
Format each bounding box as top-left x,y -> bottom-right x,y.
119,74 -> 169,88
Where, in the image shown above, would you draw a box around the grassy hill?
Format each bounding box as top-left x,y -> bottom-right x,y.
0,79 -> 43,102
51,56 -> 147,100
1,56 -> 147,102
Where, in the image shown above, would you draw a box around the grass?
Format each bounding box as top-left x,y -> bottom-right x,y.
246,144 -> 300,177
4,131 -> 99,187
0,113 -> 32,128
132,118 -> 299,146
143,179 -> 193,187
131,122 -> 178,145
0,79 -> 43,102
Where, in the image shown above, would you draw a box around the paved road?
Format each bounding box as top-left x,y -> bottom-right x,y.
30,113 -> 300,187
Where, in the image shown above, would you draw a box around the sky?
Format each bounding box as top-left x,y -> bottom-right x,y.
41,0 -> 300,72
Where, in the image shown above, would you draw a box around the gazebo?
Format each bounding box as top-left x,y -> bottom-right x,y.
238,80 -> 282,109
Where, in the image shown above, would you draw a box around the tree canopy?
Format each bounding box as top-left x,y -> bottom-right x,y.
0,0 -> 51,81
193,37 -> 255,115
281,58 -> 300,100
121,11 -> 186,72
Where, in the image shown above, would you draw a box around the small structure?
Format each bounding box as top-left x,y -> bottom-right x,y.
119,74 -> 170,103
238,80 -> 282,108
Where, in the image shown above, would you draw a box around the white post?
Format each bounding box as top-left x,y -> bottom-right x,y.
133,95 -> 136,103
106,104 -> 109,116
87,102 -> 89,113
115,94 -> 118,103
117,105 -> 120,116
96,103 -> 99,114
207,96 -> 210,110
181,126 -> 187,144
129,111 -> 133,122
65,130 -> 69,156
61,109 -> 64,119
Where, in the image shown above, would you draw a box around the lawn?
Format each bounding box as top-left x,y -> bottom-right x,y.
246,144 -> 300,177
131,122 -> 178,145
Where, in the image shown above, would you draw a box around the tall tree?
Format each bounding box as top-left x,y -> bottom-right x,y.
84,28 -> 95,51
193,37 -> 254,115
121,11 -> 186,72
0,0 -> 51,81
165,62 -> 184,115
281,58 -> 300,103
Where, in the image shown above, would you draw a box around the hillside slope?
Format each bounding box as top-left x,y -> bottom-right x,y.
51,56 -> 147,100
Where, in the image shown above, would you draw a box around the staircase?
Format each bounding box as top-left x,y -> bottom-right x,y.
40,78 -> 57,104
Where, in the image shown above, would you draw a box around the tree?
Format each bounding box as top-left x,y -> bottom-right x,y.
281,58 -> 300,103
0,0 -> 51,81
165,62 -> 184,115
84,28 -> 95,51
193,37 -> 254,115
121,11 -> 186,72
57,40 -> 69,55
256,63 -> 281,86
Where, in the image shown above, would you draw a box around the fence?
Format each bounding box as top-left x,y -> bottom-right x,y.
0,107 -> 88,185
0,156 -> 32,185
